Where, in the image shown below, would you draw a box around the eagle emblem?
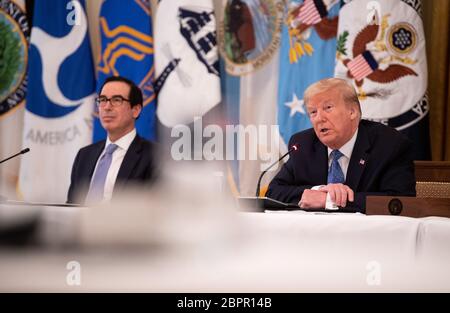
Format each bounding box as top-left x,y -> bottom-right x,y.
337,14 -> 419,100
286,0 -> 339,63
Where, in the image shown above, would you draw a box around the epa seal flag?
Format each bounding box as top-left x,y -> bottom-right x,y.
0,0 -> 29,199
18,0 -> 96,202
94,0 -> 156,142
154,0 -> 220,128
278,0 -> 339,146
335,0 -> 430,160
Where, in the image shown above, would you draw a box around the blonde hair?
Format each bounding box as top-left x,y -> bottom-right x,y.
304,78 -> 361,117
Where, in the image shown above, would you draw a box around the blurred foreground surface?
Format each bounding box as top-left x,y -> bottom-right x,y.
0,164 -> 449,292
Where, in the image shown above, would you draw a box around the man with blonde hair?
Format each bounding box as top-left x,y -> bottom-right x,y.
267,78 -> 415,212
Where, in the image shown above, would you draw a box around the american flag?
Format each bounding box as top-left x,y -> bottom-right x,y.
296,0 -> 323,25
347,51 -> 378,81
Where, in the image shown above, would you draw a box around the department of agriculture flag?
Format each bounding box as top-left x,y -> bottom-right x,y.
94,0 -> 156,142
334,0 -> 430,159
18,0 -> 96,202
0,0 -> 29,199
278,0 -> 339,146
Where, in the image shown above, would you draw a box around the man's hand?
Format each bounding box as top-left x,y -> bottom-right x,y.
298,189 -> 327,209
319,183 -> 354,207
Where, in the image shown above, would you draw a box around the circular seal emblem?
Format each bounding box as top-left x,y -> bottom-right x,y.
388,22 -> 417,55
0,1 -> 29,115
218,0 -> 284,76
334,0 -> 427,131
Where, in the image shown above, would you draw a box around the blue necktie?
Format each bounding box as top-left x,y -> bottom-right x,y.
328,150 -> 345,184
86,143 -> 118,203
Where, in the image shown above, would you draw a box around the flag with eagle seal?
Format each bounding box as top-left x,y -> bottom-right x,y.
334,0 -> 430,159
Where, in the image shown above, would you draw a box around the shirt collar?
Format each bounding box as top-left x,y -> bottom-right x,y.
327,128 -> 359,159
106,128 -> 137,151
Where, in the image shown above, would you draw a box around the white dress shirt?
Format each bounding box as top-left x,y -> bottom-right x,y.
89,129 -> 137,202
311,128 -> 359,210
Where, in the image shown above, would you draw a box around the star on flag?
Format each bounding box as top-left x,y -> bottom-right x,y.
285,93 -> 306,117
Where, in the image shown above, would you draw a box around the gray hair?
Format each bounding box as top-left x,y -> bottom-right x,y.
304,78 -> 362,118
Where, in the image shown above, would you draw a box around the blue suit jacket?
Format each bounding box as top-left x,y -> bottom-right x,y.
266,120 -> 416,212
67,135 -> 158,205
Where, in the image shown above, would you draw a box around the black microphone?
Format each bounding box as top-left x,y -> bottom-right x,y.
0,148 -> 30,165
255,144 -> 299,197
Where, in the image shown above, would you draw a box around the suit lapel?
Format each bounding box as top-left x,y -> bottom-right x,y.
346,123 -> 371,191
116,135 -> 142,184
313,136 -> 329,185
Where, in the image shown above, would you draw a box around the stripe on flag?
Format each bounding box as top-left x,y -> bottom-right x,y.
296,0 -> 326,25
347,51 -> 378,81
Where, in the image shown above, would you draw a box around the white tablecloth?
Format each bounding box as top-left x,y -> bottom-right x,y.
0,207 -> 449,292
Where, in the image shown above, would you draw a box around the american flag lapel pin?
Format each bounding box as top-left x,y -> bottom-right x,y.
359,159 -> 365,165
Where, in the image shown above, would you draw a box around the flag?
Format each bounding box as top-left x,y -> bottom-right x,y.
154,0 -> 220,128
277,0 -> 339,146
18,0 -> 96,202
94,0 -> 156,142
219,0 -> 286,196
0,0 -> 29,199
334,0 -> 430,160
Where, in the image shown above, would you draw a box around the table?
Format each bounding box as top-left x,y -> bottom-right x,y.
0,203 -> 449,292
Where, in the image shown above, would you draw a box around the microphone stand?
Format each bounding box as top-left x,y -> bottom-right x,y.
0,148 -> 30,165
255,144 -> 298,197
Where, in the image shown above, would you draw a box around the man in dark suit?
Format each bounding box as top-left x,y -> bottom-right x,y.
67,76 -> 157,205
267,78 -> 416,212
